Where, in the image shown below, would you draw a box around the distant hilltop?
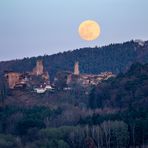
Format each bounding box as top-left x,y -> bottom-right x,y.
0,40 -> 148,80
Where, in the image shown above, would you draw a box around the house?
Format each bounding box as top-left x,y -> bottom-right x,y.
34,88 -> 46,94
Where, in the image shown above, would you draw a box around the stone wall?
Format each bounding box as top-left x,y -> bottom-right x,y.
5,72 -> 20,89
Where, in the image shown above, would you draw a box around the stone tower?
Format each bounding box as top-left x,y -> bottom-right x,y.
33,60 -> 44,76
5,72 -> 20,89
74,61 -> 80,75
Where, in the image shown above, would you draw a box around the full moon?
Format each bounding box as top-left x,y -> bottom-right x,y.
78,20 -> 101,41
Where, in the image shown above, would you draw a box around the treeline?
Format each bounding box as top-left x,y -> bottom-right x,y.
79,108 -> 148,147
0,105 -> 130,148
0,105 -> 147,147
19,121 -> 129,148
0,106 -> 62,135
0,77 -> 7,106
0,40 -> 148,80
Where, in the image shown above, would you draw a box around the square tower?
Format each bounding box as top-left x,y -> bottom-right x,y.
74,61 -> 80,75
33,60 -> 44,76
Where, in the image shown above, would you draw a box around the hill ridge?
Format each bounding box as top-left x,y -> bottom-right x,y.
0,40 -> 148,80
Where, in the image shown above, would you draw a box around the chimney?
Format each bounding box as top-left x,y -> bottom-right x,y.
74,61 -> 80,75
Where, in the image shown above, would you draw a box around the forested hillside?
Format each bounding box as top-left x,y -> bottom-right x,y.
0,63 -> 148,147
0,40 -> 148,80
88,63 -> 148,110
0,40 -> 148,147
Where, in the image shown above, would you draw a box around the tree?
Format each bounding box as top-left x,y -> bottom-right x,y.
111,121 -> 129,147
0,77 -> 7,106
0,134 -> 20,148
101,121 -> 112,148
91,125 -> 103,147
69,126 -> 85,148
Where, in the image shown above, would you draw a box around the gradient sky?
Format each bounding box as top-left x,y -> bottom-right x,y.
0,0 -> 148,61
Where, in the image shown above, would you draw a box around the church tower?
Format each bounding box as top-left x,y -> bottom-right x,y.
74,61 -> 80,75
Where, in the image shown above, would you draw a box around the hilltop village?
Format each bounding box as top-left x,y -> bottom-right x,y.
4,60 -> 115,94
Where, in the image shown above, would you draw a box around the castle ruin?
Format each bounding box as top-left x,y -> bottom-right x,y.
5,72 -> 20,89
5,60 -> 50,90
4,60 -> 115,91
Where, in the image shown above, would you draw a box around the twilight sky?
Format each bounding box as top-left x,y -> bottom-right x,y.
0,0 -> 148,61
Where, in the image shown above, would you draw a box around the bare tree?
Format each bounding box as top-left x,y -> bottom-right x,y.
91,126 -> 103,148
101,121 -> 111,148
